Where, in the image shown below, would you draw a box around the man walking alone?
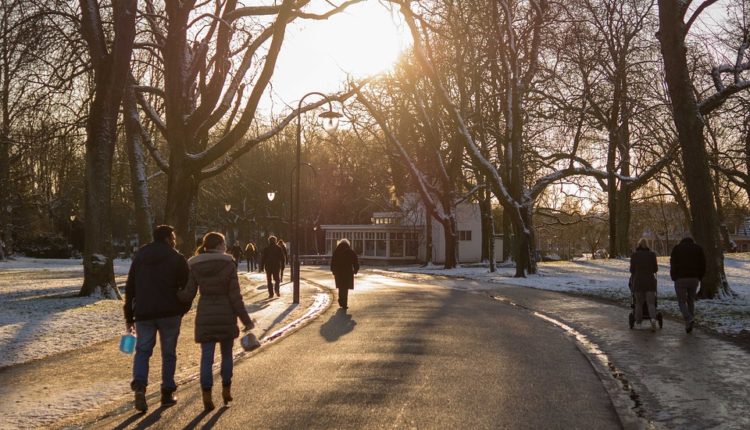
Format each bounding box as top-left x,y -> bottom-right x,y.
124,225 -> 190,412
260,235 -> 284,298
670,236 -> 706,333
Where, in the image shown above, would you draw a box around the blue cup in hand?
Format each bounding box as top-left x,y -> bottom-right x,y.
119,333 -> 136,354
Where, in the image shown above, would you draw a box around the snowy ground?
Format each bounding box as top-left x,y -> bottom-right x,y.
0,258 -> 132,368
2,254 -> 749,370
382,254 -> 750,337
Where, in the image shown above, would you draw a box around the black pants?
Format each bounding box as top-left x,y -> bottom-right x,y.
266,270 -> 280,296
338,288 -> 349,308
247,257 -> 256,272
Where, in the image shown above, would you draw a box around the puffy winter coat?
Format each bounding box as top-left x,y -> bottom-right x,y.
630,246 -> 658,292
670,238 -> 706,281
124,241 -> 190,324
178,252 -> 252,343
331,242 -> 360,290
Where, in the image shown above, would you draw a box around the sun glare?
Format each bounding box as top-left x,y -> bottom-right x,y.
270,1 -> 410,110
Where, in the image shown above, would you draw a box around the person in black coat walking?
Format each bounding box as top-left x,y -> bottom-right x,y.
124,225 -> 190,412
244,242 -> 257,272
670,237 -> 706,333
630,238 -> 658,332
331,239 -> 359,309
278,239 -> 288,282
178,232 -> 253,411
260,236 -> 285,298
229,240 -> 243,268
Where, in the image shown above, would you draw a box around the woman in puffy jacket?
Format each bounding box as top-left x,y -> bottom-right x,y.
630,238 -> 658,332
179,232 -> 253,411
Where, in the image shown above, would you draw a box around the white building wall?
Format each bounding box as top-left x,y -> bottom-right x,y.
429,202 -> 483,264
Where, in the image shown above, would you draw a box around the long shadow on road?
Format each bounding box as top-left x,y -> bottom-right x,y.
319,308 -> 357,342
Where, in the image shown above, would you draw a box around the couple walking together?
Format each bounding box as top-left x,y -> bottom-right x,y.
630,236 -> 706,333
124,226 -> 253,413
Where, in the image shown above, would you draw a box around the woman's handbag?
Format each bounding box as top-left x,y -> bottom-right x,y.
240,332 -> 261,352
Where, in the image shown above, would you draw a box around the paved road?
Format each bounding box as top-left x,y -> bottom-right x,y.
90,269 -> 621,429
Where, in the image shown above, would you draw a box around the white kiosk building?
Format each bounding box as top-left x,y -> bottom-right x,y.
321,194 -> 492,264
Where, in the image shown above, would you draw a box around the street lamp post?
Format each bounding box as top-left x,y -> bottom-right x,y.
293,92 -> 341,304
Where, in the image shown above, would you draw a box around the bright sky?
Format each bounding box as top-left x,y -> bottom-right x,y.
266,1 -> 411,114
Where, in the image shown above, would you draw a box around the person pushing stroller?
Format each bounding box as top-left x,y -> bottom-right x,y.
629,238 -> 659,332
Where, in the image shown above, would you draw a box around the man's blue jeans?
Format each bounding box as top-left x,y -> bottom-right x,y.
200,340 -> 234,390
131,315 -> 182,392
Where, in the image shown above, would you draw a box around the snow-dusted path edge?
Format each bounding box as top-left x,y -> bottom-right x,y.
378,255 -> 750,337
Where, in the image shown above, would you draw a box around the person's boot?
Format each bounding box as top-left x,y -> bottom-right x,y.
274,284 -> 280,296
222,385 -> 233,406
134,387 -> 148,413
161,388 -> 177,407
202,389 -> 215,411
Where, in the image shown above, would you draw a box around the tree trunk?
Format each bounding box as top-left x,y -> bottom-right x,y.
479,191 -> 492,263
441,216 -> 458,269
78,0 -> 136,299
657,1 -> 730,298
615,184 -> 632,257
424,211 -> 433,265
0,129 -> 10,257
165,168 -> 199,256
80,110 -> 118,298
502,211 -> 512,262
123,83 -> 153,247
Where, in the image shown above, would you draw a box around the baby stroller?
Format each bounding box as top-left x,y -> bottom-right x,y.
628,276 -> 663,329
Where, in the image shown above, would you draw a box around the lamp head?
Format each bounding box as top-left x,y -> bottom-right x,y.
224,204 -> 231,212
319,110 -> 342,136
267,192 -> 276,202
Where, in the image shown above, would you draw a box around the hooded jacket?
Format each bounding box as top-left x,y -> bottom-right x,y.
629,245 -> 658,292
124,241 -> 190,323
670,238 -> 706,281
178,252 -> 252,343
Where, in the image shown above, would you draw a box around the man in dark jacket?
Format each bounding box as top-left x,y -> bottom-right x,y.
230,240 -> 243,268
670,237 -> 706,333
260,235 -> 285,298
124,225 -> 190,412
331,238 -> 359,309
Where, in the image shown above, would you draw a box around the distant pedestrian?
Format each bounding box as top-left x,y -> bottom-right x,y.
244,242 -> 257,272
178,232 -> 254,411
630,238 -> 658,332
230,240 -> 243,268
260,236 -> 285,298
278,239 -> 288,282
331,238 -> 359,309
670,237 -> 706,333
0,238 -> 5,261
124,225 -> 190,412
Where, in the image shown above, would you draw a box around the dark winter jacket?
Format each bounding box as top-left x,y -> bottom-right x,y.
331,242 -> 360,290
124,241 -> 190,324
670,238 -> 706,281
178,252 -> 252,343
629,246 -> 658,292
230,245 -> 243,263
279,243 -> 288,267
260,243 -> 285,273
244,243 -> 256,258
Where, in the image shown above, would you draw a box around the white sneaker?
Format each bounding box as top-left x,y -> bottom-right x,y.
650,320 -> 657,332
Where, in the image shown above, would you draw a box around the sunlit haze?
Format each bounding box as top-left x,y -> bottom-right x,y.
267,1 -> 410,114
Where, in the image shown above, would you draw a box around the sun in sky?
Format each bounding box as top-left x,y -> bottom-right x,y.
269,1 -> 411,112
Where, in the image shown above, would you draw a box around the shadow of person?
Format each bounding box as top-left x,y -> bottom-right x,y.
319,308 -> 357,342
182,407 -> 228,430
112,405 -> 167,430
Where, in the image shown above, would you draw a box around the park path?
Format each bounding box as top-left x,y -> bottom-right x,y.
0,272 -> 326,430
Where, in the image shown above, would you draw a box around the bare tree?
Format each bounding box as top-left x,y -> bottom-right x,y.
77,0 -> 137,297
128,0 -> 362,255
656,0 -> 749,298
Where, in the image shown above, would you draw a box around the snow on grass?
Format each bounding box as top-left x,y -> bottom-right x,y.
0,257 -> 131,368
384,254 -> 750,336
